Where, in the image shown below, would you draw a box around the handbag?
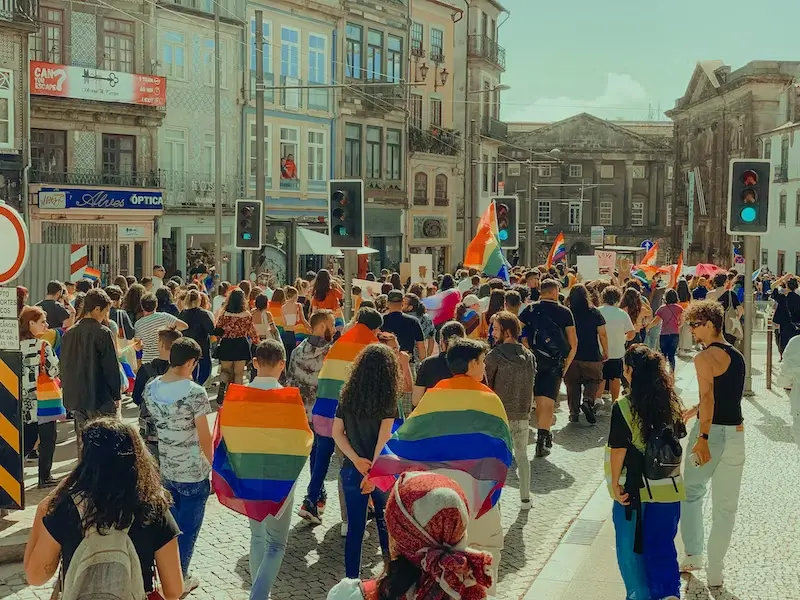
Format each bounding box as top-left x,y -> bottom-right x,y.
36,344 -> 66,423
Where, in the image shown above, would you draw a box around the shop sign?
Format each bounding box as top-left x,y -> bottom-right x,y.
118,225 -> 146,238
30,61 -> 167,107
37,188 -> 163,211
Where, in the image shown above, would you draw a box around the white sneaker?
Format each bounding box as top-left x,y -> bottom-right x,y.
520,498 -> 532,510
601,393 -> 612,402
679,554 -> 704,573
340,522 -> 369,540
183,574 -> 200,594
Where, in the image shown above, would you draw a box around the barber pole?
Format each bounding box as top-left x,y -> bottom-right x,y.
70,244 -> 88,282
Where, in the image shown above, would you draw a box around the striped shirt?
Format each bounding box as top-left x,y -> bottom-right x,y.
135,312 -> 179,362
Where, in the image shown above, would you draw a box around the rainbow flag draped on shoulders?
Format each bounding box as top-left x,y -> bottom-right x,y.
311,323 -> 377,437
212,384 -> 313,521
369,375 -> 513,518
464,202 -> 510,281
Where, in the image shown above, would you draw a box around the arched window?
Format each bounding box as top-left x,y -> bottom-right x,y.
413,172 -> 428,205
779,191 -> 787,225
434,174 -> 448,206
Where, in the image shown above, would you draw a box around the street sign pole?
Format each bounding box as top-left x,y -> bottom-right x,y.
743,235 -> 756,396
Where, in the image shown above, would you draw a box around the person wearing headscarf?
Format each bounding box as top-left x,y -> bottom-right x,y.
326,471 -> 493,600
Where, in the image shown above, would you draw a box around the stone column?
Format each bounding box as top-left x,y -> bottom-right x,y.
624,160 -> 634,229
593,160 -> 602,225
648,161 -> 658,225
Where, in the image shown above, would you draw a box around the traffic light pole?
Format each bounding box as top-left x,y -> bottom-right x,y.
743,234 -> 756,396
343,249 -> 357,322
254,10 -> 266,278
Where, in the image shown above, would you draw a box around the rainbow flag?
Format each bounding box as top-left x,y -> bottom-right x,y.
641,242 -> 659,266
268,301 -> 285,335
83,267 -> 101,282
369,375 -> 512,518
464,202 -> 510,281
421,288 -> 461,326
212,384 -> 313,521
668,252 -> 684,290
310,323 -> 377,437
546,232 -> 567,268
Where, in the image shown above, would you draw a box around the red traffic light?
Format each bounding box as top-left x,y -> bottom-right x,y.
332,190 -> 348,205
742,170 -> 758,187
497,203 -> 509,216
240,206 -> 254,217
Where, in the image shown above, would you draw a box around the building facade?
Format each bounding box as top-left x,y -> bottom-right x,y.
502,113 -> 674,265
666,60 -> 800,266
407,0 -> 462,274
27,0 -> 165,283
154,0 -> 244,283
339,0 -> 408,272
0,1 -> 39,214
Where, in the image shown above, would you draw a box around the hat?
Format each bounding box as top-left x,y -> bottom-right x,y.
387,289 -> 404,303
462,294 -> 480,307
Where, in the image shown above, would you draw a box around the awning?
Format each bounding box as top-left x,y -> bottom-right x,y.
296,227 -> 377,256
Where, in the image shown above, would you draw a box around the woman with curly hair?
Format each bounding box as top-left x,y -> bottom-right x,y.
332,344 -> 400,579
123,282 -> 146,325
23,417 -> 184,599
607,345 -> 686,600
619,287 -> 650,345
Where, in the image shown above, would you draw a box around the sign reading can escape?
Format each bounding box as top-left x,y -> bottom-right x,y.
30,62 -> 167,107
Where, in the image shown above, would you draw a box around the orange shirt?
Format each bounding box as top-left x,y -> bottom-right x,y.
311,288 -> 343,312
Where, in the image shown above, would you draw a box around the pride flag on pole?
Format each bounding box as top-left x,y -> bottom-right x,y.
545,232 -> 567,268
668,252 -> 684,290
369,375 -> 513,518
83,267 -> 101,282
212,384 -> 313,521
464,202 -> 510,281
641,242 -> 659,266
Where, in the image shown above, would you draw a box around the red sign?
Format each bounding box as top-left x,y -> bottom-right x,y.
0,204 -> 29,285
30,62 -> 166,107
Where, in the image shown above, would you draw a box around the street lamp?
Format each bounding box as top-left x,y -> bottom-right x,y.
467,83 -> 510,95
417,62 -> 429,82
435,68 -> 449,91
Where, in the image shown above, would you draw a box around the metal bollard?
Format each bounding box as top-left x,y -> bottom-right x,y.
767,319 -> 773,391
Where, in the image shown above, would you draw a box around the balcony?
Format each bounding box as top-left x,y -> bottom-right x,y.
410,45 -> 425,59
347,80 -> 405,111
467,35 -> 506,71
775,163 -> 788,183
408,127 -> 460,156
481,116 -> 508,143
430,51 -> 445,65
30,168 -> 164,188
161,171 -> 242,209
0,0 -> 38,31
434,195 -> 449,207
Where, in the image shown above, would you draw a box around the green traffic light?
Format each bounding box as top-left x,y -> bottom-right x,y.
740,206 -> 757,223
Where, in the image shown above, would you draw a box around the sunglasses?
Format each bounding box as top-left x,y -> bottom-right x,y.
688,321 -> 705,329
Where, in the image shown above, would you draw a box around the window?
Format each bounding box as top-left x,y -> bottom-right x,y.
780,191 -> 787,225
778,251 -> 785,275
307,130 -> 325,182
507,163 -> 521,177
430,98 -> 442,127
344,124 -> 362,177
366,126 -> 382,179
102,18 -> 134,73
0,70 -> 12,148
764,139 -> 772,160
31,129 -> 66,175
537,200 -> 551,223
435,174 -> 448,204
569,164 -> 582,178
482,154 -> 489,192
796,254 -> 800,279
279,127 -> 299,182
202,38 -> 227,88
102,134 -> 135,182
761,249 -> 768,267
631,200 -> 645,226
308,34 -> 327,110
281,27 -> 300,78
161,129 -> 187,175
366,30 -> 383,81
248,121 -> 271,182
492,157 -> 498,193
387,35 -> 402,83
410,94 -> 423,130
162,32 -> 187,80
600,164 -> 614,179
631,165 -> 646,179
667,165 -> 674,179
30,7 -> 63,63
430,28 -> 443,62
796,191 -> 800,226
345,24 -> 362,78
599,200 -> 613,226
201,133 -> 225,177
414,172 -> 428,205
568,203 -> 582,228
538,165 -> 551,177
666,201 -> 672,227
410,22 -> 423,56
387,129 -> 401,180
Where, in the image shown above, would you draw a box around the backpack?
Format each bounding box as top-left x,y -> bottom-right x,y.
529,305 -> 570,361
723,291 -> 743,340
643,425 -> 683,481
61,497 -> 146,600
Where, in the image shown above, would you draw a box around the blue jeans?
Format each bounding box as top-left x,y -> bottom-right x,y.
306,433 -> 334,503
613,501 -> 681,600
193,354 -> 212,386
248,491 -> 294,600
340,466 -> 389,578
645,322 -> 662,351
163,478 -> 210,577
659,334 -> 679,373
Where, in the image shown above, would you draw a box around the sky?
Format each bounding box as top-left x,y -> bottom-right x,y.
500,0 -> 797,123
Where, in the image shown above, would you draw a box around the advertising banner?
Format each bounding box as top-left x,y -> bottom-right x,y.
38,188 -> 163,210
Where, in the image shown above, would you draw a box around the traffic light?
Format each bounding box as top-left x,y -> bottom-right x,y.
492,195 -> 519,249
727,159 -> 772,235
328,179 -> 364,249
235,199 -> 263,249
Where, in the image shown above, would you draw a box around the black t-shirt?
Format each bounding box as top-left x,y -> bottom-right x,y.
43,495 -> 179,591
381,311 -> 424,355
335,400 -> 395,471
573,307 -> 606,362
608,402 -> 631,449
415,354 -> 452,389
528,288 -> 541,302
718,290 -> 740,311
37,299 -> 70,329
519,300 -> 574,370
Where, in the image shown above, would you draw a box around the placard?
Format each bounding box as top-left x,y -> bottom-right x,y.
618,258 -> 632,278
0,287 -> 16,320
0,320 -> 17,351
410,254 -> 433,284
352,278 -> 382,298
590,226 -> 604,246
595,250 -> 617,273
399,262 -> 411,284
576,255 -> 600,280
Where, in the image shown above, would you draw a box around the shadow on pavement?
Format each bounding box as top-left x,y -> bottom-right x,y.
498,508 -> 529,582
683,574 -> 744,600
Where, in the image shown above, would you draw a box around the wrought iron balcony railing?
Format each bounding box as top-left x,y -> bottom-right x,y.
409,126 -> 461,156
467,35 -> 506,71
30,168 -> 164,188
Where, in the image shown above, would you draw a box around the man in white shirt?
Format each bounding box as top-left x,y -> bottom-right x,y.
151,265 -> 166,290
597,286 -> 635,402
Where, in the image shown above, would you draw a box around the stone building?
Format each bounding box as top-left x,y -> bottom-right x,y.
666,60 -> 800,265
502,113 -> 674,265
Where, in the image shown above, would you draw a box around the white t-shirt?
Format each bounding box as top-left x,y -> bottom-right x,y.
151,275 -> 164,291
597,305 -> 634,360
134,312 -> 179,362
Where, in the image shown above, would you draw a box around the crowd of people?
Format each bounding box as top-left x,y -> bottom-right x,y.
14,258 -> 756,599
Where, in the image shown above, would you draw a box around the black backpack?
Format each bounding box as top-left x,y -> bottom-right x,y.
643,425 -> 682,481
528,305 -> 570,361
